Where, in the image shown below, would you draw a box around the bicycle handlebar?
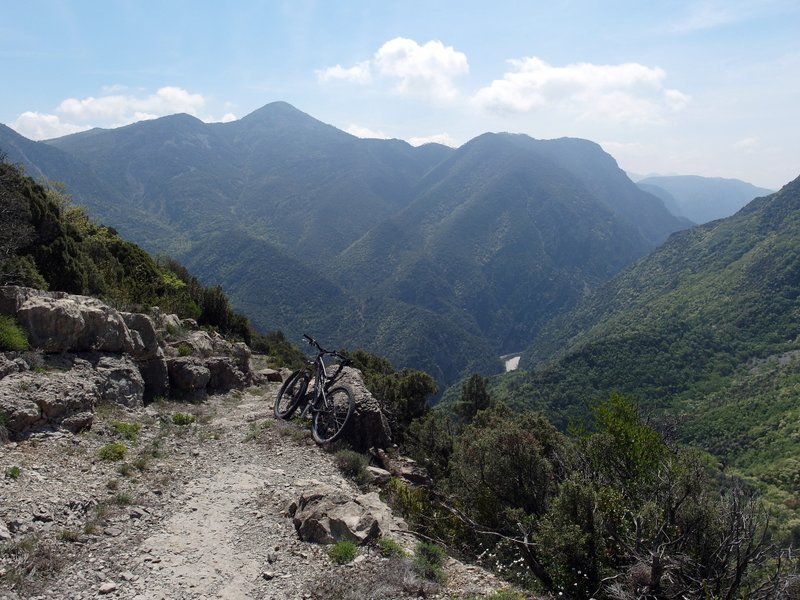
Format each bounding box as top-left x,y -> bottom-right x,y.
302,334 -> 351,366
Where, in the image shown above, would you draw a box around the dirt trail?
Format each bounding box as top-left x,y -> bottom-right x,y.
1,384 -> 515,600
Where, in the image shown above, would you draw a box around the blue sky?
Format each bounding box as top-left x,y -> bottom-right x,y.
2,0 -> 798,188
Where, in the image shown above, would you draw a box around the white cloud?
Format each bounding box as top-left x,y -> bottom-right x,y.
734,136 -> 759,150
664,88 -> 691,110
317,37 -> 469,102
374,37 -> 469,101
316,61 -> 372,84
345,124 -> 390,139
57,86 -> 206,123
407,132 -> 457,147
10,111 -> 91,140
9,86 -> 234,139
472,56 -> 689,124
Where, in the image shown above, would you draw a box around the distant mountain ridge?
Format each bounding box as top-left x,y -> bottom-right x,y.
637,174 -> 773,224
1,101 -> 688,387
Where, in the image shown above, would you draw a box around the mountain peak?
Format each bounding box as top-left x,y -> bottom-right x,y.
240,101 -> 314,123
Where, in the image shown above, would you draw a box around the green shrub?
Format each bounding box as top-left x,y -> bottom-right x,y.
98,442 -> 127,461
116,463 -> 133,476
327,540 -> 358,564
334,449 -> 370,486
376,536 -> 407,558
113,492 -> 132,506
0,315 -> 28,351
111,421 -> 141,441
58,528 -> 80,543
172,413 -> 196,426
243,420 -> 270,442
177,342 -> 193,357
5,465 -> 21,479
413,542 -> 447,584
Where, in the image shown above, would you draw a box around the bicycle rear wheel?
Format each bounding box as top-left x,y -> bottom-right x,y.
274,370 -> 309,419
311,386 -> 354,444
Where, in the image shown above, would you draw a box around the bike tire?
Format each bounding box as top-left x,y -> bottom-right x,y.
311,386 -> 354,444
274,370 -> 309,419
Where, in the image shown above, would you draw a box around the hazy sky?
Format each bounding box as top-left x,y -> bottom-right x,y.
2,0 -> 798,188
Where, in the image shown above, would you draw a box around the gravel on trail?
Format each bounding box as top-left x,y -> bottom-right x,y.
1,384 -> 518,600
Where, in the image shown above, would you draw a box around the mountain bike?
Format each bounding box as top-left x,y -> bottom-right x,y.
274,334 -> 355,444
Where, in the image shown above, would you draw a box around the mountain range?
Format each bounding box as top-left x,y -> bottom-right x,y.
1,101 -> 688,387
637,174 -> 773,224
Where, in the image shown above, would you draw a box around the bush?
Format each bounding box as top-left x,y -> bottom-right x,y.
172,413 -> 196,426
334,449 -> 370,486
376,536 -> 407,558
98,442 -> 127,461
111,422 -> 141,441
113,492 -> 132,506
413,542 -> 447,584
0,315 -> 28,351
5,465 -> 21,479
327,540 -> 358,564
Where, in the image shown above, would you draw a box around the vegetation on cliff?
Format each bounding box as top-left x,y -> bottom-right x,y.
0,155 -> 295,360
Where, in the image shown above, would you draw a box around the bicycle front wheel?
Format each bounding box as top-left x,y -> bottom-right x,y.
274,370 -> 309,419
311,386 -> 354,444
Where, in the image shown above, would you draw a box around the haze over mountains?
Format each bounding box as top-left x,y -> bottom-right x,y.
1,101 -> 691,386
637,174 -> 774,224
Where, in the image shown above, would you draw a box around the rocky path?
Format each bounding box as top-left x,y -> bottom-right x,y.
1,384 -> 517,600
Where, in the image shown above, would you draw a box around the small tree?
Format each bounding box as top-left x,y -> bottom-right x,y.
0,157 -> 36,285
455,373 -> 493,422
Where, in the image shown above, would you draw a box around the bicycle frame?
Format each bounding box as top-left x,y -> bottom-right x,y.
299,336 -> 348,417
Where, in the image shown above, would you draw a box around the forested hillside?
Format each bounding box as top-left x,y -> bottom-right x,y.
490,174 -> 800,515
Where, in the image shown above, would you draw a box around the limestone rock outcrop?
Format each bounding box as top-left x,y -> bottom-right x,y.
0,286 -> 255,438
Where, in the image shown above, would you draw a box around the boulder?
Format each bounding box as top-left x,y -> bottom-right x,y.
0,353 -> 29,380
159,313 -> 183,336
371,448 -> 432,487
121,312 -> 160,359
366,466 -> 392,485
167,357 -> 211,391
95,355 -> 145,408
0,369 -> 100,437
60,411 -> 94,433
4,287 -> 136,354
206,357 -> 248,391
185,331 -> 214,357
209,331 -> 232,355
0,285 -> 37,314
0,389 -> 40,432
332,367 -> 392,452
231,342 -> 252,374
253,368 -> 283,384
289,484 -> 403,545
181,318 -> 199,330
